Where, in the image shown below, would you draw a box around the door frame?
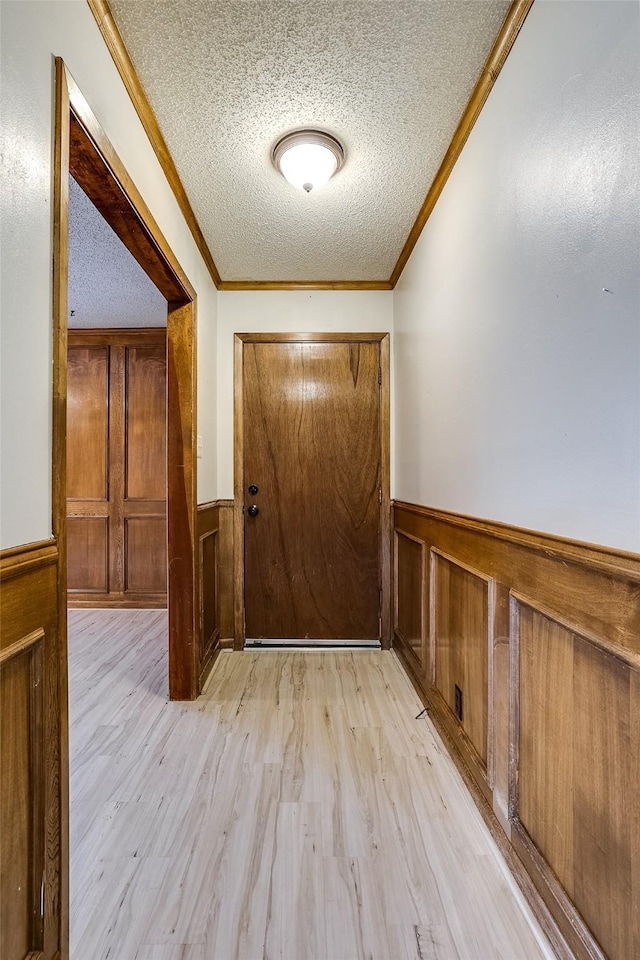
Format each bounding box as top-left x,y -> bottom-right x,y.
233,332 -> 391,649
53,60 -> 200,700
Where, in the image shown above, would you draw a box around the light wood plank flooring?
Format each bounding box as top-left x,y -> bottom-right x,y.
69,609 -> 554,960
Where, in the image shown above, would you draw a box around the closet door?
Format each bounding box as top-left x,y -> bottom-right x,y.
66,329 -> 167,606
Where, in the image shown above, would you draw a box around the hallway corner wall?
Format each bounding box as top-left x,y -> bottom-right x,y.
393,0 -> 640,554
0,0 -> 218,551
391,5 -> 640,960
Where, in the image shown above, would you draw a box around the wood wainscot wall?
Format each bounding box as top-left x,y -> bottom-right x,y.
392,501 -> 639,960
0,540 -> 64,959
66,328 -> 168,609
197,500 -> 234,689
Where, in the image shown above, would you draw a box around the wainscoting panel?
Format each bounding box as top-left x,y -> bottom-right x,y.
514,597 -> 638,960
392,501 -> 640,960
67,329 -> 167,608
393,530 -> 426,672
432,550 -> 490,772
197,500 -> 234,690
0,540 -> 64,958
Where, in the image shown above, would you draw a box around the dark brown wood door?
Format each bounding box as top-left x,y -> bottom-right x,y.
66,329 -> 167,606
243,340 -> 382,640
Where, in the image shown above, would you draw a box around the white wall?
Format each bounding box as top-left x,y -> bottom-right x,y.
394,0 -> 640,552
0,0 -> 218,549
216,290 -> 393,497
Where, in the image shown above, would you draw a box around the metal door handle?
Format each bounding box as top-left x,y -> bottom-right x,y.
248,504 -> 259,517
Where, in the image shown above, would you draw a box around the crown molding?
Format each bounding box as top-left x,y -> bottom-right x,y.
86,0 -> 222,288
388,0 -> 535,288
219,280 -> 393,292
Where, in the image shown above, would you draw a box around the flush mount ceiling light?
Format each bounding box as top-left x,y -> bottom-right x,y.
272,129 -> 345,193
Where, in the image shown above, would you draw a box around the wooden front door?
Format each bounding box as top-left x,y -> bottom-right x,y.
66,328 -> 167,606
242,337 -> 385,641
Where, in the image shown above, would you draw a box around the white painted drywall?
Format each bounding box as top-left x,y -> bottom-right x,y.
0,0 -> 218,549
394,0 -> 640,552
216,290 -> 393,498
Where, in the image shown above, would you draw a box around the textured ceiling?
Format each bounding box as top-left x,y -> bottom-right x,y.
109,0 -> 510,282
68,177 -> 167,327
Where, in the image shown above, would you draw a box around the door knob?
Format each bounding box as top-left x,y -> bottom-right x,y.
248,484 -> 259,495
248,504 -> 259,517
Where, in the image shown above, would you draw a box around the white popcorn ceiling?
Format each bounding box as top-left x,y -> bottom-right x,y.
68,177 -> 167,328
109,0 -> 510,282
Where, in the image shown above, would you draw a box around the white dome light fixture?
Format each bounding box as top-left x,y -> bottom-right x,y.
272,129 -> 344,193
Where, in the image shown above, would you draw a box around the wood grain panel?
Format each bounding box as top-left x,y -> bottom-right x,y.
126,519 -> 167,593
68,330 -> 167,606
235,334 -> 390,649
66,345 -> 108,500
0,637 -> 43,959
0,541 -> 61,958
433,552 -> 489,766
394,531 -> 425,670
200,530 -> 218,652
67,518 -> 108,593
196,501 -> 234,686
125,345 -> 166,501
216,501 -> 234,642
242,339 -> 382,641
518,605 -> 575,892
572,637 -> 633,960
392,500 -> 640,960
518,600 -> 637,960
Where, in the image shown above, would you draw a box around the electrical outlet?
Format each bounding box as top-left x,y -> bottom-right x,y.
454,684 -> 463,722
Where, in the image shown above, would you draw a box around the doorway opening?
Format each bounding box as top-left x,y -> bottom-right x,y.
53,59 -> 201,702
66,173 -> 169,608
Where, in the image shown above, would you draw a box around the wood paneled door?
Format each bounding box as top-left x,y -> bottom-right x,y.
67,328 -> 167,607
236,333 -> 390,644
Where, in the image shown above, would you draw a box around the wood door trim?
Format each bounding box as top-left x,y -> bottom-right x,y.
235,332 -> 388,344
54,58 -> 200,722
220,281 -> 393,291
68,327 -> 166,346
233,332 -> 391,648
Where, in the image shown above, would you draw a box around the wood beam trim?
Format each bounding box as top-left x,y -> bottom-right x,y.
86,0 -> 222,288
68,327 -> 167,346
67,88 -> 193,302
219,280 -> 393,291
388,0 -> 535,287
235,332 -> 388,344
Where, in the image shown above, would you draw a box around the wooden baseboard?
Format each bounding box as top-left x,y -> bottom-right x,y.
68,593 -> 167,608
392,501 -> 639,960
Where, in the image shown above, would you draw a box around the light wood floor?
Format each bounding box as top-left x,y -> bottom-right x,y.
69,609 -> 554,960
